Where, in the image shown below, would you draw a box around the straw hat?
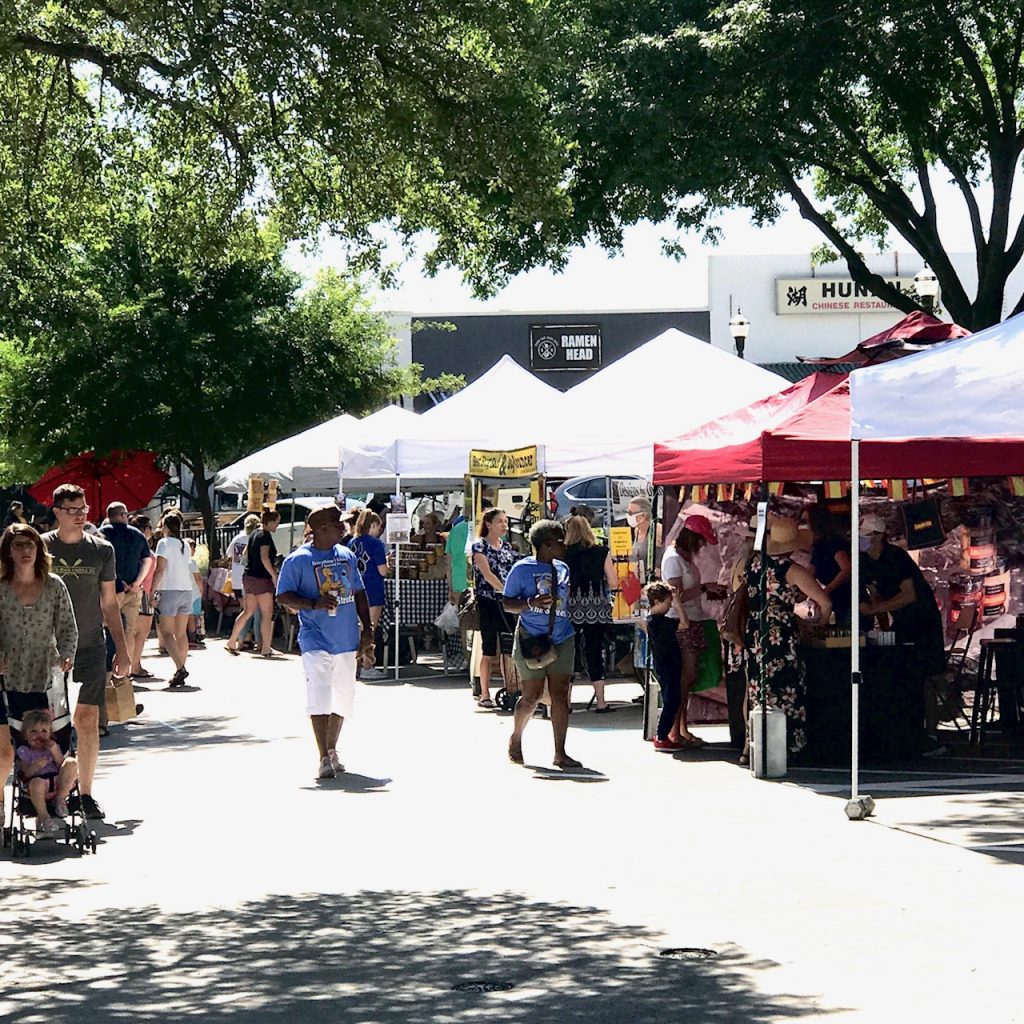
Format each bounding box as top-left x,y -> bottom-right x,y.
766,518 -> 804,556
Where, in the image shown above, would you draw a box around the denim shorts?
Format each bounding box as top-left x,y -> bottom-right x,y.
156,590 -> 193,616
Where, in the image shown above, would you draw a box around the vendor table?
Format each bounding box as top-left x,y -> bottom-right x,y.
800,644 -> 925,763
381,578 -> 449,633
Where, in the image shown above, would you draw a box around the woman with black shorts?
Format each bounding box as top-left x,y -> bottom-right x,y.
470,509 -> 519,708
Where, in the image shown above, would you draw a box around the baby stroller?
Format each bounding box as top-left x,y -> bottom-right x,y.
1,670 -> 98,857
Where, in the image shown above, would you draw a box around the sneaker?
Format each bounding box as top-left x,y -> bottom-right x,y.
328,749 -> 345,774
318,757 -> 336,780
653,737 -> 686,753
922,735 -> 947,758
361,668 -> 388,681
53,799 -> 68,819
79,794 -> 105,820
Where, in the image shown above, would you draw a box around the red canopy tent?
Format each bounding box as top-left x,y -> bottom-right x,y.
655,375 -> 1024,485
797,311 -> 970,368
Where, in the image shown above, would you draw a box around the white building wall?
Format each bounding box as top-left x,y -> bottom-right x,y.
709,252 -> 1024,363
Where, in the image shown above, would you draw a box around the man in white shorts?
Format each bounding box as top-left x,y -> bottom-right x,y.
276,506 -> 375,779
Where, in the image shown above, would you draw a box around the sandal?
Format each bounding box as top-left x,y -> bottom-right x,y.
478,698 -> 495,709
131,668 -> 154,679
226,644 -> 240,656
593,705 -> 617,714
680,735 -> 706,748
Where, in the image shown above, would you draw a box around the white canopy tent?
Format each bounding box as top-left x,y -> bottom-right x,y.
217,404 -> 418,494
340,356 -> 566,484
547,329 -> 788,476
845,315 -> 1024,819
217,412 -> 360,493
850,313 -> 1024,439
340,338 -> 787,484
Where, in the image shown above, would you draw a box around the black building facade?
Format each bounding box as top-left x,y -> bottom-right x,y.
410,308 -> 710,410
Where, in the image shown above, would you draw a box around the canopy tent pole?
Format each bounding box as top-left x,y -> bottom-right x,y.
394,473 -> 402,682
846,439 -> 874,820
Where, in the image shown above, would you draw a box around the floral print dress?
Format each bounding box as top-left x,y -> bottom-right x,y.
743,552 -> 807,754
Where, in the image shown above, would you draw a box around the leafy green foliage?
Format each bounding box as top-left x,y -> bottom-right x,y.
0,1 -> 570,305
466,0 -> 1024,328
0,235 -> 439,550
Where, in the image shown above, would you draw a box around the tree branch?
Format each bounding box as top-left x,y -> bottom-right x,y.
12,32 -> 243,156
931,8 -> 1002,142
769,158 -> 919,315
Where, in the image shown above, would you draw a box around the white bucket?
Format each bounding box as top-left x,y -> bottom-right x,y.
749,707 -> 788,778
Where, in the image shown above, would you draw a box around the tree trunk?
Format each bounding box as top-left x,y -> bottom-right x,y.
186,453 -> 220,560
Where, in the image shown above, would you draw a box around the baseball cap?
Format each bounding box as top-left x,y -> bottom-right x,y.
683,513 -> 718,545
859,513 -> 887,536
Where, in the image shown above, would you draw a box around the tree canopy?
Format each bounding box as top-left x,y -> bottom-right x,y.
0,1 -> 570,305
500,0 -> 1024,329
0,235 -> 444,552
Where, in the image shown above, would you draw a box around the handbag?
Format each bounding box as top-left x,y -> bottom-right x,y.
721,572 -> 749,645
457,589 -> 480,631
518,564 -> 559,670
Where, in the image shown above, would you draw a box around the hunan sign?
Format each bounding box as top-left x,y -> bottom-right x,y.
776,277 -> 917,315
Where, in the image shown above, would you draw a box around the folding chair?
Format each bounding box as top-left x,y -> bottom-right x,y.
944,603 -> 979,732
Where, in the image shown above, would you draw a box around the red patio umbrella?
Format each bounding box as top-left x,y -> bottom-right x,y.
28,451 -> 169,520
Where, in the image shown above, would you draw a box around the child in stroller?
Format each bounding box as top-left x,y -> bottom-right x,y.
16,708 -> 78,838
2,670 -> 97,855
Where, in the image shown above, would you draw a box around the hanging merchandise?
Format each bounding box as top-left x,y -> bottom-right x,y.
901,499 -> 945,550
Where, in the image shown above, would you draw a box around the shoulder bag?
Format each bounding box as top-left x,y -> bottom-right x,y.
518,563 -> 559,670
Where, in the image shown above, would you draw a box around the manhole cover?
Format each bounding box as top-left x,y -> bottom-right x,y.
452,981 -> 515,993
659,948 -> 717,961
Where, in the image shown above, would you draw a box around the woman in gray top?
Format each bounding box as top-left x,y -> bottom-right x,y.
0,523 -> 78,825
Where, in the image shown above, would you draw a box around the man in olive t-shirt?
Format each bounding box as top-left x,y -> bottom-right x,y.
42,484 -> 131,820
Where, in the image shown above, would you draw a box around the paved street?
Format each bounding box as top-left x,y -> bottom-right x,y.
4,641 -> 1024,1023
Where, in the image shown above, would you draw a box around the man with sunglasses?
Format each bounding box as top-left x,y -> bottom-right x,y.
42,484 -> 131,820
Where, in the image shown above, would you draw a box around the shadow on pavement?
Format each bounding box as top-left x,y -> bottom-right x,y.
3,817 -> 141,865
0,890 -> 840,1022
301,773 -> 393,794
528,765 -> 608,783
98,714 -> 271,766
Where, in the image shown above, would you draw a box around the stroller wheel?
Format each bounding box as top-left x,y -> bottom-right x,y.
494,687 -> 520,713
90,833 -> 98,854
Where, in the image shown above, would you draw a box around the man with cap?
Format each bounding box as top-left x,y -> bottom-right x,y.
859,512 -> 946,756
276,506 -> 375,779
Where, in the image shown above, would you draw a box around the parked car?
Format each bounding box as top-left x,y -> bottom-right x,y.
550,475 -> 651,526
225,496 -> 355,552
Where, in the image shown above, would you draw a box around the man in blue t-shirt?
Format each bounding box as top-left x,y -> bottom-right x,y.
276,506 -> 375,780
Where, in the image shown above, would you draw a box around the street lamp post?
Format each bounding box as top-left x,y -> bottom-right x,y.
913,265 -> 940,314
729,310 -> 750,359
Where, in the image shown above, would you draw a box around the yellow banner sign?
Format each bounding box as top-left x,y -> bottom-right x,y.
608,526 -> 632,557
469,446 -> 540,479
